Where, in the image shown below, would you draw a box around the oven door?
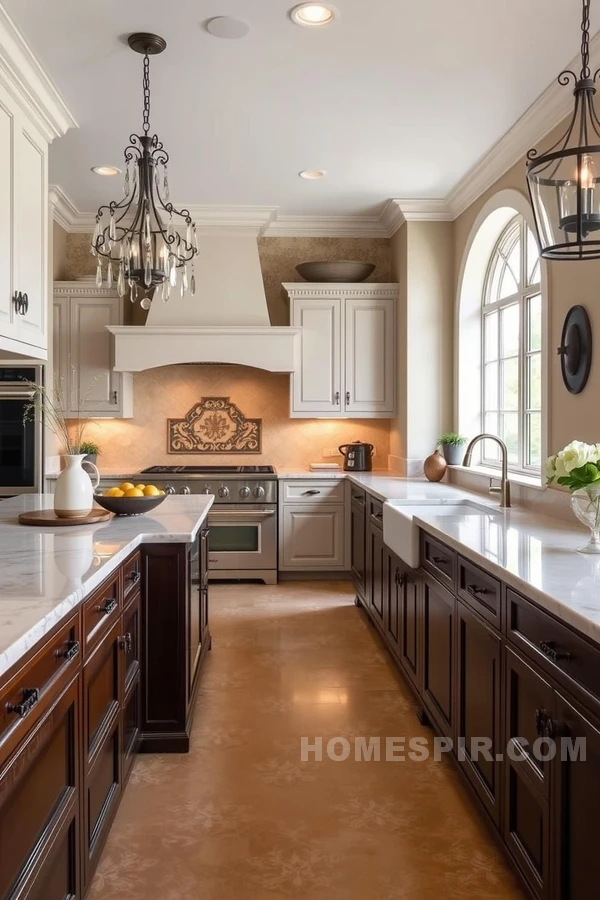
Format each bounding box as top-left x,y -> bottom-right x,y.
0,380 -> 43,495
207,505 -> 277,572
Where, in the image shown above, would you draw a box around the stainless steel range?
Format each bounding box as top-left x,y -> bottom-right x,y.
139,466 -> 278,584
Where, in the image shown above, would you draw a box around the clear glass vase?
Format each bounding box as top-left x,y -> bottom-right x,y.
571,485 -> 600,553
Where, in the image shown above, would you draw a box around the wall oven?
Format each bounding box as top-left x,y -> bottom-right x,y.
0,365 -> 44,496
207,504 -> 277,584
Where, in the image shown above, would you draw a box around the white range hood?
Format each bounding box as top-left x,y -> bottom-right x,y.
108,236 -> 300,373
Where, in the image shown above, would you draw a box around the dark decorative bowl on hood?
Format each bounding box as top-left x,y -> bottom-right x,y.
295,261 -> 376,283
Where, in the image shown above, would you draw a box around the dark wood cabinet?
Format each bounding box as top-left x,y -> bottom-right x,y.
0,676 -> 80,900
456,599 -> 502,826
0,530 -> 210,900
503,647 -> 553,899
553,692 -> 600,900
350,488 -> 366,600
422,576 -> 455,738
366,507 -> 385,631
398,564 -> 421,692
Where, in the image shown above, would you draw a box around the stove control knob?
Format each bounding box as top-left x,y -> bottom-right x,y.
179,486 -> 191,495
165,485 -> 176,495
254,486 -> 266,499
201,486 -> 213,495
218,486 -> 230,499
239,486 -> 251,499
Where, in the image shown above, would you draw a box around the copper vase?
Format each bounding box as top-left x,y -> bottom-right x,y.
423,449 -> 447,483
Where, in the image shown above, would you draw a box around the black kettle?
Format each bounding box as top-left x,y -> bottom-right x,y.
338,441 -> 374,472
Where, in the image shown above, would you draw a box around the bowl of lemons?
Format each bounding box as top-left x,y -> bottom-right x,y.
94,481 -> 168,516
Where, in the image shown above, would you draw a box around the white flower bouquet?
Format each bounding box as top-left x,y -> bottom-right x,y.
547,441 -> 600,553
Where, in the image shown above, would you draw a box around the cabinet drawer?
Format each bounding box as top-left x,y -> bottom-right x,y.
0,615 -> 80,766
122,550 -> 141,602
83,621 -> 121,763
368,497 -> 383,529
83,571 -> 121,656
282,480 -> 345,503
350,486 -> 366,507
507,589 -> 600,704
458,556 -> 501,629
422,534 -> 456,591
0,677 -> 79,900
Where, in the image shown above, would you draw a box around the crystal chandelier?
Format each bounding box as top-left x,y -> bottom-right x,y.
527,0 -> 600,260
91,33 -> 198,308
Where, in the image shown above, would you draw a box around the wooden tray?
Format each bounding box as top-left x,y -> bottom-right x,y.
18,507 -> 112,527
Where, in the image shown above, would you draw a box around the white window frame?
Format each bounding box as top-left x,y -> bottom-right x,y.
480,214 -> 542,477
456,189 -> 549,488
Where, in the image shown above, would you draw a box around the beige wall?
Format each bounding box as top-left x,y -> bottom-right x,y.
77,365 -> 391,471
453,120 -> 600,456
52,223 -> 67,281
389,221 -> 453,471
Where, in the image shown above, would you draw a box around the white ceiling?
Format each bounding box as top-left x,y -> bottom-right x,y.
2,0 -> 590,217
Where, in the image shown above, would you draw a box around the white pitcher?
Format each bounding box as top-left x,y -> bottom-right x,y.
54,454 -> 100,519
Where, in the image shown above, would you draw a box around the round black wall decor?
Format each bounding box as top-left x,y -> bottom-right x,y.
557,305 -> 593,394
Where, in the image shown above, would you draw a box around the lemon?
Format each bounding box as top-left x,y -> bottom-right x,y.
120,482 -> 134,492
159,490 -> 165,495
134,484 -> 146,491
124,487 -> 144,498
104,487 -> 124,497
143,485 -> 160,497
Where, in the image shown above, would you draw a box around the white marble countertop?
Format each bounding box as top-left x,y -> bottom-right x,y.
0,494 -> 213,680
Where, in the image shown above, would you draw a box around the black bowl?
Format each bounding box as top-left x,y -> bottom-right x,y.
94,493 -> 167,517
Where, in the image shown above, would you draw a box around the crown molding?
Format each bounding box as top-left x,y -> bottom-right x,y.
446,31 -> 600,220
0,4 -> 76,141
264,212 -> 390,238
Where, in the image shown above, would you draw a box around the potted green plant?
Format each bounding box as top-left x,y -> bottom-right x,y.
79,441 -> 101,466
437,432 -> 467,466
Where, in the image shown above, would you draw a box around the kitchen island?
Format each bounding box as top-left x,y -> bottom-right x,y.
0,493 -> 212,900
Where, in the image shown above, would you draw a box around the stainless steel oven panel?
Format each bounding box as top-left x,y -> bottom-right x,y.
0,363 -> 44,495
207,504 -> 277,572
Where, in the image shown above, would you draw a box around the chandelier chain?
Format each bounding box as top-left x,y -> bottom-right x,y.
142,52 -> 151,135
581,0 -> 591,79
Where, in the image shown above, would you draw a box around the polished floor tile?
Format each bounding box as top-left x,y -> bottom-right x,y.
88,581 -> 526,900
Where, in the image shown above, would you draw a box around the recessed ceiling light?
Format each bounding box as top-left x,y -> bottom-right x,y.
299,169 -> 327,179
91,165 -> 121,176
205,17 -> 250,39
290,3 -> 338,27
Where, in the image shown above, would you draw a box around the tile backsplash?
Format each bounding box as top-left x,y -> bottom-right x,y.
75,365 -> 391,471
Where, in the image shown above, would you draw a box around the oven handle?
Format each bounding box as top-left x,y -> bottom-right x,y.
0,388 -> 37,399
209,509 -> 276,519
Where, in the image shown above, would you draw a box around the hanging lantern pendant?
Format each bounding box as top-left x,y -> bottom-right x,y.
527,0 -> 600,260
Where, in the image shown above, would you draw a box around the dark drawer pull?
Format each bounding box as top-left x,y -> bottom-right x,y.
55,640 -> 80,661
539,640 -> 571,663
97,597 -> 117,616
126,570 -> 140,585
303,489 -> 321,496
394,568 -> 406,587
119,632 -> 133,654
466,584 -> 489,598
7,687 -> 39,718
352,494 -> 365,504
432,555 -> 449,567
372,512 -> 383,521
535,707 -> 556,739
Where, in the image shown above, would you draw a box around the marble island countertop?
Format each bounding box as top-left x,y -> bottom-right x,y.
0,493 -> 213,680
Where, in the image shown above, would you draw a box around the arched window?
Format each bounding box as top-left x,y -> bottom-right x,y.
481,215 -> 542,473
457,189 -> 547,483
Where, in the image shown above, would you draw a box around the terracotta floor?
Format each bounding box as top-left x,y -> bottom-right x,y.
88,581 -> 526,900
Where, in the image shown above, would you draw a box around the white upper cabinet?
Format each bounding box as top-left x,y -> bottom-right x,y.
53,283 -> 133,418
0,81 -> 48,358
285,284 -> 397,419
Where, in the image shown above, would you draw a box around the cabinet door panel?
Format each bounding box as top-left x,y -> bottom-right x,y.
281,506 -> 345,569
122,677 -> 140,784
0,678 -> 78,900
344,296 -> 394,414
422,579 -> 455,737
26,816 -> 78,900
85,718 -> 120,883
350,495 -> 366,599
399,569 -> 420,691
554,693 -> 600,900
366,522 -> 385,629
456,601 -> 502,826
83,622 -> 120,762
386,559 -> 401,652
503,648 -> 552,899
0,89 -> 14,339
69,297 -> 119,414
14,121 -> 46,349
122,592 -> 141,694
291,298 -> 341,414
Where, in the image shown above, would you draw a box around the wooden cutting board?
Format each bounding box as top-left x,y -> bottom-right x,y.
18,507 -> 112,526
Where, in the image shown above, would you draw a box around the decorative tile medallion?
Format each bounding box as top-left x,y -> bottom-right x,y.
168,397 -> 262,454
